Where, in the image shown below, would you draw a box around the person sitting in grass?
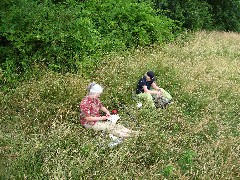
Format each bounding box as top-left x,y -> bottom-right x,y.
136,71 -> 172,108
80,82 -> 138,138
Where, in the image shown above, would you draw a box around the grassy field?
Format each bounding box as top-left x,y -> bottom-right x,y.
1,31 -> 240,179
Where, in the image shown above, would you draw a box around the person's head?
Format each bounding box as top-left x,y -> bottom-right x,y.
145,71 -> 155,81
87,82 -> 103,98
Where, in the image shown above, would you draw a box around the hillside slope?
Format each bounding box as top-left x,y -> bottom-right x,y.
1,31 -> 239,179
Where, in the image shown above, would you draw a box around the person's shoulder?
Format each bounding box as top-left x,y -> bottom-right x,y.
138,76 -> 146,82
80,96 -> 90,104
138,76 -> 146,84
150,76 -> 156,82
96,98 -> 102,105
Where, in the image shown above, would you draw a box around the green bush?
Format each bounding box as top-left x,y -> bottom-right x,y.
88,0 -> 176,48
0,0 -> 176,88
152,0 -> 240,32
207,0 -> 240,31
153,0 -> 213,31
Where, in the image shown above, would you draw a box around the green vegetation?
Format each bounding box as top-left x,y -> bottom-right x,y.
1,31 -> 239,179
0,0 -> 176,87
154,0 -> 240,31
1,0 -> 240,89
1,0 -> 240,178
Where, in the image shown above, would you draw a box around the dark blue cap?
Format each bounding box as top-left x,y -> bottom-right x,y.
147,71 -> 155,80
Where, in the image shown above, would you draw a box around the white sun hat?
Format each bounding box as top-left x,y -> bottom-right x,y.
89,84 -> 103,94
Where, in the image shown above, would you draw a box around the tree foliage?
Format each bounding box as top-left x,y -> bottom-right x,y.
0,0 -> 175,87
206,0 -> 240,31
152,0 -> 240,32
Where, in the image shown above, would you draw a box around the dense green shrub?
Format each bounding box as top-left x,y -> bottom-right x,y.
87,0 -> 176,48
152,0 -> 213,30
152,0 -> 240,32
0,0 -> 176,88
206,0 -> 240,31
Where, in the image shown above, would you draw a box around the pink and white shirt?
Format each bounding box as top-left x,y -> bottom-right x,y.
79,96 -> 103,126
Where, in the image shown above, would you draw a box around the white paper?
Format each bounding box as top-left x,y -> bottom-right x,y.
107,114 -> 120,124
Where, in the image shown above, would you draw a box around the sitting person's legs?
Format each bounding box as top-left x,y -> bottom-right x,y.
109,124 -> 139,138
160,88 -> 172,101
152,88 -> 173,108
137,93 -> 155,108
84,121 -> 137,138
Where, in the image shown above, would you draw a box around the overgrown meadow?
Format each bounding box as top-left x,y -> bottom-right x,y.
1,31 -> 240,179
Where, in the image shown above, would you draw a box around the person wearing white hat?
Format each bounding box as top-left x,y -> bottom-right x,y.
80,82 -> 138,138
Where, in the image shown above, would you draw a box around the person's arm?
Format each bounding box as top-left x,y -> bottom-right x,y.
85,116 -> 108,121
80,99 -> 108,122
100,106 -> 111,116
151,82 -> 160,91
85,105 -> 110,121
143,85 -> 161,95
151,82 -> 162,96
85,106 -> 110,121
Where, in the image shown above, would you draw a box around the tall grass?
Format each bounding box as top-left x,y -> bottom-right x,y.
1,31 -> 240,179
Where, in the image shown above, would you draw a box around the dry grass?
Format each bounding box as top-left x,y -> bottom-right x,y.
1,31 -> 239,179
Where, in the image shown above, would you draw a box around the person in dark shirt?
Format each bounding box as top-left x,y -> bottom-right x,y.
136,71 -> 172,108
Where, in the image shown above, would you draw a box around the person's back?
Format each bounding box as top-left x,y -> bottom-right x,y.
136,76 -> 154,94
